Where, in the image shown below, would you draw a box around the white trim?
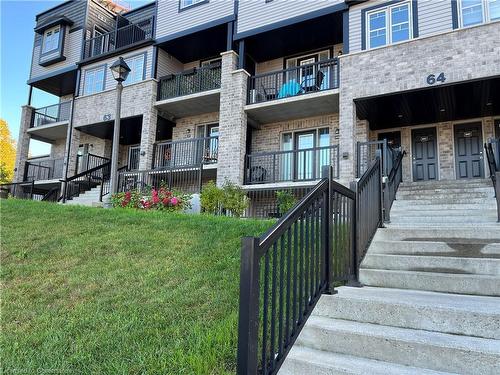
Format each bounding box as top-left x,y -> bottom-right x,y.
365,1 -> 413,50
458,0 -> 500,28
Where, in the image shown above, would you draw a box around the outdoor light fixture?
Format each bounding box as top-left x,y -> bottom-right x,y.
103,57 -> 131,208
397,114 -> 403,118
110,57 -> 131,82
440,108 -> 446,112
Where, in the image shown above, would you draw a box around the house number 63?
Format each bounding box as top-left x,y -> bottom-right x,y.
426,73 -> 446,85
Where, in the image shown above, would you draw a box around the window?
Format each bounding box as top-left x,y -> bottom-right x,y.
42,26 -> 60,54
124,54 -> 145,85
459,0 -> 500,26
83,66 -> 105,95
179,0 -> 206,10
366,2 -> 412,49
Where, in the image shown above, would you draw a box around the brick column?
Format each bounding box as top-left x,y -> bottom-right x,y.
65,127 -> 81,177
217,50 -> 249,186
13,105 -> 34,182
138,81 -> 158,170
338,91 -> 357,182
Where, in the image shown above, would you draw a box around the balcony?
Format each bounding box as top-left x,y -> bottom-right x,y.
245,145 -> 339,185
24,158 -> 64,182
152,136 -> 219,169
28,102 -> 71,142
82,17 -> 154,60
156,63 -> 221,118
246,58 -> 340,124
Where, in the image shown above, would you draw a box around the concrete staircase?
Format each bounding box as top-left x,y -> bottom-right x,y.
280,179 -> 500,374
65,185 -> 103,207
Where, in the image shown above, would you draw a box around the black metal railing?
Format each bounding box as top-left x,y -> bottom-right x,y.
237,159 -> 383,374
382,150 -> 404,222
357,139 -> 399,178
247,58 -> 339,105
0,181 -> 35,200
83,17 -> 154,59
100,165 -> 128,201
245,145 -> 339,185
31,102 -> 71,128
118,166 -> 203,194
157,62 -> 222,101
485,139 -> 500,222
152,136 -> 219,169
61,161 -> 111,202
76,154 -> 110,174
24,158 -> 64,181
244,186 -> 313,219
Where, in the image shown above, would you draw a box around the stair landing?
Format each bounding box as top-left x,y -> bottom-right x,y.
279,179 -> 500,374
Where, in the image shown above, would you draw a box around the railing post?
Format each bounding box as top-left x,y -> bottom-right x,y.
30,180 -> 34,200
356,142 -> 360,178
237,236 -> 260,375
348,181 -> 362,287
496,171 -> 500,222
322,165 -> 335,294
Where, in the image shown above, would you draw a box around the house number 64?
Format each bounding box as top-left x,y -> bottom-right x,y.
426,73 -> 446,85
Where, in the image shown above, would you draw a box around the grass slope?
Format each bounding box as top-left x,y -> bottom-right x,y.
1,200 -> 272,374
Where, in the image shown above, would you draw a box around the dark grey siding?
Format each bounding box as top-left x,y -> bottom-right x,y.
85,0 -> 116,37
123,2 -> 156,24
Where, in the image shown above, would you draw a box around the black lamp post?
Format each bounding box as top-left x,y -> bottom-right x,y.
104,57 -> 130,208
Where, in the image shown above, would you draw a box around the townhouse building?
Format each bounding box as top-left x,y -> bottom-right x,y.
12,0 -> 500,213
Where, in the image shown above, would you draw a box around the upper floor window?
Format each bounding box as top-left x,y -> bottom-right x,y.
83,66 -> 105,95
124,54 -> 145,85
42,26 -> 60,54
459,0 -> 500,27
366,2 -> 412,49
179,0 -> 206,10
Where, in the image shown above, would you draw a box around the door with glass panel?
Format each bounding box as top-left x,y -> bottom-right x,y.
196,124 -> 219,164
295,131 -> 315,180
298,56 -> 317,93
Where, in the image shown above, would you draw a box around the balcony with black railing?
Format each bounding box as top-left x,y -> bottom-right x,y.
245,145 -> 339,185
24,158 -> 65,182
28,102 -> 72,142
152,136 -> 219,170
156,63 -> 222,117
82,17 -> 154,60
246,58 -> 340,124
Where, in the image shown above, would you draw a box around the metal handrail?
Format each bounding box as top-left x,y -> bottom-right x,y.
157,62 -> 222,101
31,102 -> 71,128
484,140 -> 500,222
237,161 -> 383,374
247,58 -> 339,104
245,145 -> 339,184
83,16 -> 154,59
61,161 -> 111,202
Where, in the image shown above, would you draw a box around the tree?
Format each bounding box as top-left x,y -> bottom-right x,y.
0,119 -> 16,184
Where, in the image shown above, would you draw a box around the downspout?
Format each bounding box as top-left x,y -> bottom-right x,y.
62,96 -> 76,203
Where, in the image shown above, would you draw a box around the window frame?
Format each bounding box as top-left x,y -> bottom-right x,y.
458,0 -> 500,27
41,25 -> 62,54
179,0 -> 208,11
281,127 -> 331,151
83,65 -> 106,96
123,53 -> 147,86
365,1 -> 413,50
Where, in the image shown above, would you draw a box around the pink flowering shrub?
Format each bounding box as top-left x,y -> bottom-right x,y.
112,186 -> 191,211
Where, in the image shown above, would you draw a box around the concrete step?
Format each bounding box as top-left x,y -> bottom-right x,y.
390,209 -> 497,216
361,254 -> 500,276
314,287 -> 500,339
367,239 -> 500,257
359,268 -> 500,296
396,192 -> 494,200
279,346 -> 454,375
399,179 -> 491,190
397,187 -> 493,195
295,316 -> 500,374
388,215 -> 498,224
391,203 -> 496,210
373,226 -> 500,241
391,198 -> 495,205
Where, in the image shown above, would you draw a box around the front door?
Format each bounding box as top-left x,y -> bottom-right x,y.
295,131 -> 315,180
454,123 -> 484,179
412,127 -> 438,181
128,146 -> 140,170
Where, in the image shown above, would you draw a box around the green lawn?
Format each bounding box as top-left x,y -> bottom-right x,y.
1,200 -> 272,374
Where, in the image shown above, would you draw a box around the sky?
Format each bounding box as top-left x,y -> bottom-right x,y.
0,0 -> 151,156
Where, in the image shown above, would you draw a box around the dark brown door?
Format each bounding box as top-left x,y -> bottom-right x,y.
454,123 -> 484,179
412,127 -> 438,181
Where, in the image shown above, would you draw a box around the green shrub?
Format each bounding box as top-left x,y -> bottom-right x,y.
200,180 -> 248,218
200,180 -> 223,215
276,190 -> 297,216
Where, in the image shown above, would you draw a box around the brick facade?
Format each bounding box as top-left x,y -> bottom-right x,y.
13,106 -> 34,182
339,21 -> 500,180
